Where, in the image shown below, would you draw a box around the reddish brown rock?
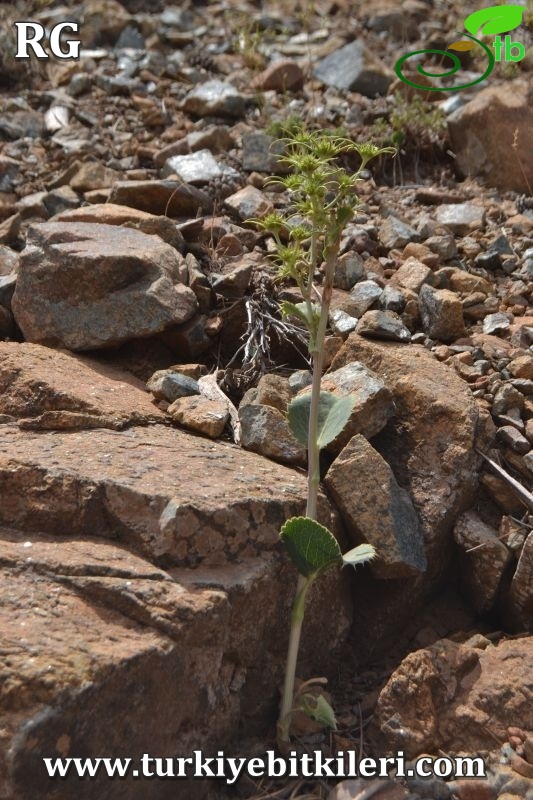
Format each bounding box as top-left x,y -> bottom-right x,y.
453,510 -> 512,613
448,80 -> 533,193
373,637 -> 533,757
328,335 -> 484,654
0,421 -> 338,567
253,59 -> 305,91
108,179 -> 211,216
507,531 -> 533,630
0,529 -> 349,800
11,222 -> 197,351
168,395 -> 229,438
0,341 -> 165,429
54,203 -> 185,251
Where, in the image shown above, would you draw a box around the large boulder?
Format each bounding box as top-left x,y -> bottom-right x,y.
12,221 -> 197,350
328,335 -> 485,656
0,347 -> 352,799
447,79 -> 533,193
0,528 -> 349,800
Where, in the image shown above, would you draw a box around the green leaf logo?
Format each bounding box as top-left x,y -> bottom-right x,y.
448,40 -> 477,50
280,516 -> 342,577
464,4 -> 524,37
287,391 -> 354,449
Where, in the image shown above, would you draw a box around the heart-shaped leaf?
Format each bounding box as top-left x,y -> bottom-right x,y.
280,516 -> 342,577
448,40 -> 476,50
287,391 -> 354,449
342,543 -> 377,568
464,5 -> 524,37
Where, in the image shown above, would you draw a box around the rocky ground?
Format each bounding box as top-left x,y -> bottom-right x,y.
0,1 -> 532,799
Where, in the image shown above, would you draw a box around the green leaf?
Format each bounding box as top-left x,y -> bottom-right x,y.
280,301 -> 319,332
280,516 -> 342,577
342,543 -> 377,568
287,393 -> 312,445
287,392 -> 354,449
464,5 -> 524,37
317,394 -> 354,448
299,693 -> 337,730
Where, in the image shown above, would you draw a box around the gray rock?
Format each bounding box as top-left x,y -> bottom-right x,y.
379,215 -> 419,249
96,73 -> 138,95
288,370 -> 312,393
314,40 -> 393,96
425,234 -> 457,261
42,186 -> 81,216
187,125 -> 233,155
183,80 -> 247,118
239,403 -> 306,466
0,109 -> 44,139
435,203 -> 486,235
483,312 -> 513,336
348,279 -> 383,316
497,425 -> 530,454
493,383 -> 524,415
356,310 -> 412,342
0,157 -> 19,193
242,132 -> 285,173
475,249 -> 501,271
146,370 -> 200,403
161,314 -> 211,359
68,72 -> 93,97
224,185 -> 273,221
453,511 -> 512,613
330,308 -> 358,337
12,222 -> 197,351
325,434 -> 427,578
333,252 -> 365,290
419,284 -> 465,343
210,259 -> 254,298
161,149 -> 240,184
511,378 -> 533,396
0,245 -> 19,277
379,285 -> 406,313
320,361 -> 395,451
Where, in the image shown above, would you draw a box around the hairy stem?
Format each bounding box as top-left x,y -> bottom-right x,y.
278,243 -> 339,746
277,575 -> 312,743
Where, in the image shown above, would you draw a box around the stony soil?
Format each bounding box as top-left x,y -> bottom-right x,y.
0,1 -> 532,799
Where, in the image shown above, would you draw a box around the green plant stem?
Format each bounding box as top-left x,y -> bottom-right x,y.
277,574 -> 312,744
277,245 -> 339,746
